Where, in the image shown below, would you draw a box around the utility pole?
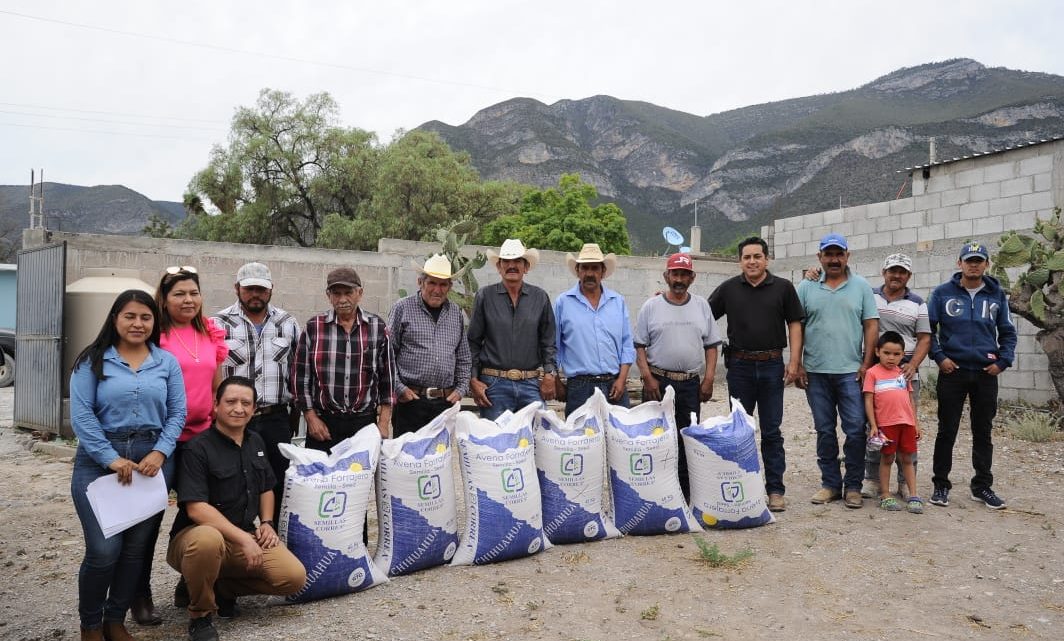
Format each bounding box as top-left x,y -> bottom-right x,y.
29,169 -> 45,229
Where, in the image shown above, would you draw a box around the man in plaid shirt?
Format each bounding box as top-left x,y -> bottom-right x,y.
293,267 -> 396,451
388,254 -> 471,436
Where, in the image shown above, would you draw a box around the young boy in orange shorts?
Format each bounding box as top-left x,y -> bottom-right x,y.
863,331 -> 923,513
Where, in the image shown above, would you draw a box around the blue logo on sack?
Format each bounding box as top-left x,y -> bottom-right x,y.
720,482 -> 745,503
630,453 -> 653,476
560,452 -> 584,476
418,474 -> 442,500
318,491 -> 347,518
501,468 -> 525,493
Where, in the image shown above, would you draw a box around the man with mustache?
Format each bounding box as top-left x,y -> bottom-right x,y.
388,254 -> 471,435
212,262 -> 301,523
554,243 -> 635,416
796,234 -> 879,509
709,236 -> 804,513
633,252 -> 723,499
468,239 -> 558,420
293,267 -> 396,449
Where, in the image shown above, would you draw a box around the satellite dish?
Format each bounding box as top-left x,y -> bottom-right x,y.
662,226 -> 684,246
679,246 -> 691,253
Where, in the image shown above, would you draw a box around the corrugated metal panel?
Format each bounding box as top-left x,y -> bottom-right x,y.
13,242 -> 65,435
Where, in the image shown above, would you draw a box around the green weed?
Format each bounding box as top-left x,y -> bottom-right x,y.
693,536 -> 754,568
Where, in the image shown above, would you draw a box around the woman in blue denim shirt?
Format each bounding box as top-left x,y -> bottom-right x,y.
69,290 -> 186,641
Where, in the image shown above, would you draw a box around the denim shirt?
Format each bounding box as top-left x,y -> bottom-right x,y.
554,283 -> 635,376
69,344 -> 187,469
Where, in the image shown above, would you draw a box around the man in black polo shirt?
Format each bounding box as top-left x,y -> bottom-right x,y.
168,376 -> 306,641
709,236 -> 804,513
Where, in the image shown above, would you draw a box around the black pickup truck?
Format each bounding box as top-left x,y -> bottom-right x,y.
0,328 -> 14,387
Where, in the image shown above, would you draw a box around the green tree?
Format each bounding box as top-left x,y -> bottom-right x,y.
182,89 -> 379,246
480,174 -> 631,254
143,213 -> 175,238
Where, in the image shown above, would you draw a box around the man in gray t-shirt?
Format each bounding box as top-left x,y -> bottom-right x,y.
634,253 -> 723,498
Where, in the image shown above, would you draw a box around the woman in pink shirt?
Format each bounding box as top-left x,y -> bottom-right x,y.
130,266 -> 227,626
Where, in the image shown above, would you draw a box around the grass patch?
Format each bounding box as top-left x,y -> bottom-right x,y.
922,371 -> 938,401
693,536 -> 754,568
640,603 -> 660,620
1009,410 -> 1062,442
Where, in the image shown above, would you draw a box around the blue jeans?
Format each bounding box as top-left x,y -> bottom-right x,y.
480,375 -> 544,421
650,374 -> 701,500
71,431 -> 173,628
805,372 -> 866,492
564,375 -> 629,417
726,357 -> 786,495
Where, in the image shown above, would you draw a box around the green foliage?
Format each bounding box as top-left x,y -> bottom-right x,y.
480,174 -> 631,254
692,536 -> 754,568
640,604 -> 660,621
993,208 -> 1064,327
143,213 -> 175,238
433,220 -> 486,313
1008,410 -> 1061,442
713,230 -> 759,256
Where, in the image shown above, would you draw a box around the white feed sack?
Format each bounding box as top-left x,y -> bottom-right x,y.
605,387 -> 701,535
374,403 -> 461,576
452,402 -> 551,565
276,425 -> 388,603
534,389 -> 620,544
681,397 -> 774,529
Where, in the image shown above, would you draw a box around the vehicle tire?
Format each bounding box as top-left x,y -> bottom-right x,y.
0,351 -> 13,387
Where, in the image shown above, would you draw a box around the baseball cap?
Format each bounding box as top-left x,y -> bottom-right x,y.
819,233 -> 848,251
666,252 -> 694,272
326,267 -> 362,289
959,242 -> 989,261
882,253 -> 912,272
236,262 -> 272,288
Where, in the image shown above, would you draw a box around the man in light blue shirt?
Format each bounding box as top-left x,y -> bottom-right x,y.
796,233 -> 879,509
555,243 -> 635,416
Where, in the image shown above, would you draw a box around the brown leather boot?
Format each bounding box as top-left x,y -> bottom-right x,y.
80,627 -> 104,641
130,595 -> 162,626
101,621 -> 136,641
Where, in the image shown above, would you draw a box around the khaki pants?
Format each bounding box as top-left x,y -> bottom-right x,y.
167,525 -> 306,614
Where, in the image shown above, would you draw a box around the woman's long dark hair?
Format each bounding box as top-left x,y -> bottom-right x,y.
155,269 -> 208,334
73,289 -> 161,380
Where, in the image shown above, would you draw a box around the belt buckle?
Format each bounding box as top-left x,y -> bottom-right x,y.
424,387 -> 440,399
505,369 -> 523,381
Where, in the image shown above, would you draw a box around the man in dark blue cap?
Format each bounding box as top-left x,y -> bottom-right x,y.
796,233 -> 879,509
927,242 -> 1017,510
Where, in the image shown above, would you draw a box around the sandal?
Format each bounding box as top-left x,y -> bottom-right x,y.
907,496 -> 925,514
879,497 -> 902,511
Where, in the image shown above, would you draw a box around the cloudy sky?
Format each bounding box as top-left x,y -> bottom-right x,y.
2,0 -> 1062,202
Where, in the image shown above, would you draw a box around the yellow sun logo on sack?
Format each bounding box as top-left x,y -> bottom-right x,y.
701,513 -> 718,526
435,443 -> 447,454
518,437 -> 529,449
651,424 -> 665,436
349,462 -> 363,472
584,428 -> 595,437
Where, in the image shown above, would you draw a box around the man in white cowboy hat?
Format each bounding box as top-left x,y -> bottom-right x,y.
554,243 -> 635,416
468,238 -> 558,420
387,254 -> 472,436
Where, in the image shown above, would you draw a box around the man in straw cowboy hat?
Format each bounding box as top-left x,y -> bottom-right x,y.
387,254 -> 472,436
554,243 -> 635,416
468,238 -> 558,420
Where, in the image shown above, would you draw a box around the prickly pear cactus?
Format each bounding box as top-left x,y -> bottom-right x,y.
433,220 -> 486,314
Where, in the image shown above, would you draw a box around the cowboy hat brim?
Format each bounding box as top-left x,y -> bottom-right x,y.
566,253 -> 617,279
487,247 -> 539,271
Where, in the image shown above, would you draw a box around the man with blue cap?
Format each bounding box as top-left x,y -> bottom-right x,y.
927,242 -> 1017,510
796,233 -> 879,509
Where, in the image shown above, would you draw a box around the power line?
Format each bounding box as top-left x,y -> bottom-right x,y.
0,8 -> 554,99
0,121 -> 215,142
0,108 -> 226,131
0,100 -> 223,124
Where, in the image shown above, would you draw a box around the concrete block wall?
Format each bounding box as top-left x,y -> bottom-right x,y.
762,139 -> 1064,405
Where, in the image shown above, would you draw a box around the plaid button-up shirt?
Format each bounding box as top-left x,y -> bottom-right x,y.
292,307 -> 396,415
212,303 -> 301,407
388,294 -> 471,396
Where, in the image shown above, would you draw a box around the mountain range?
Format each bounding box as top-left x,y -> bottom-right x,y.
420,58 -> 1064,250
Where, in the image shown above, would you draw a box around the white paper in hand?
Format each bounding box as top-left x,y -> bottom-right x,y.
86,470 -> 168,538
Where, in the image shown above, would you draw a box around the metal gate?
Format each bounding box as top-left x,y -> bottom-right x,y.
14,242 -> 66,435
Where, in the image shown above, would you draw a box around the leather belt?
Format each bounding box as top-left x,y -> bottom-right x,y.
408,385 -> 454,400
649,366 -> 698,381
254,403 -> 290,417
731,349 -> 783,362
480,367 -> 542,381
570,373 -> 616,382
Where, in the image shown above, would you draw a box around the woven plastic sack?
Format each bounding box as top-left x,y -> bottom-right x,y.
534,389 -> 620,544
451,402 -> 551,565
275,425 -> 388,602
374,403 -> 460,576
681,397 -> 775,529
605,387 -> 701,535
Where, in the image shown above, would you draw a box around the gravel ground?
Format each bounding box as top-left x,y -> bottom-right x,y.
1,385 -> 1062,641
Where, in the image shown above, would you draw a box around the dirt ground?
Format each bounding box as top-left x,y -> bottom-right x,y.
1,385 -> 1062,641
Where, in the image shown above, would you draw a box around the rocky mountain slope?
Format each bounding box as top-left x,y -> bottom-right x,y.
421,59 -> 1064,251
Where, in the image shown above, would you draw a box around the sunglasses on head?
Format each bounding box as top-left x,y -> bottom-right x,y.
165,265 -> 198,275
